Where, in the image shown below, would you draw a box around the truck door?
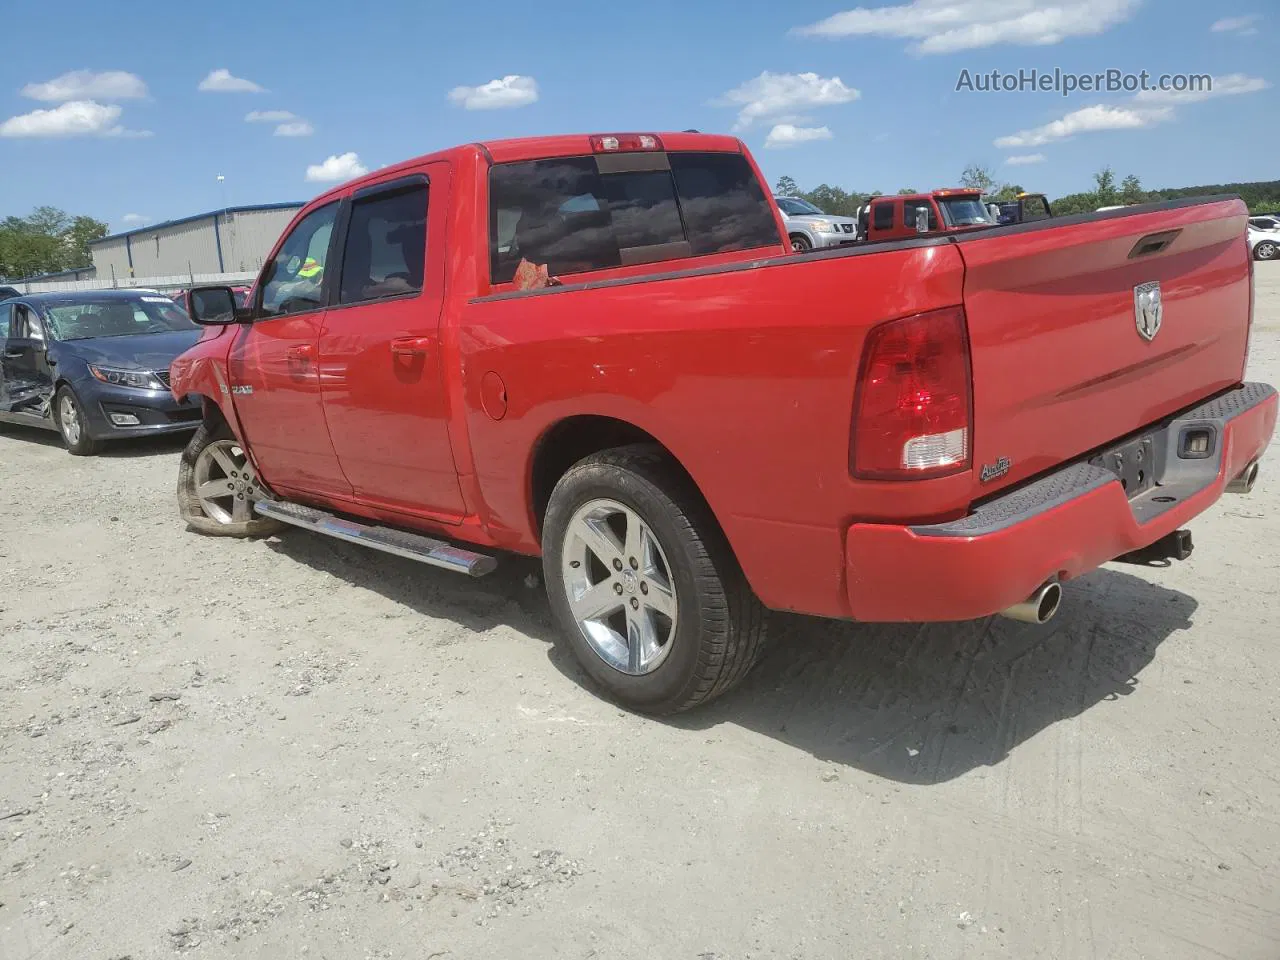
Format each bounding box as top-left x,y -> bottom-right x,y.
316,165 -> 467,521
226,201 -> 354,501
2,304 -> 55,417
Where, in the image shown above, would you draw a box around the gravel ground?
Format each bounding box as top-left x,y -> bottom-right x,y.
2,264 -> 1279,960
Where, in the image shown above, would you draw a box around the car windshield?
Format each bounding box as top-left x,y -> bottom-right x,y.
777,197 -> 823,216
41,297 -> 198,341
938,197 -> 997,227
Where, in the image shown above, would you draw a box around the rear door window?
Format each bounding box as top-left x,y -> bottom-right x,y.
489,151 -> 780,284
0,304 -> 10,339
872,202 -> 895,231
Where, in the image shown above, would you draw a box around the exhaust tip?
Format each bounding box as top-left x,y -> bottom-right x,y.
1034,582 -> 1062,623
999,581 -> 1062,624
1227,460 -> 1260,494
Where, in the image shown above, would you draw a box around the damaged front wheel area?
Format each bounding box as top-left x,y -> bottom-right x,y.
177,420 -> 283,538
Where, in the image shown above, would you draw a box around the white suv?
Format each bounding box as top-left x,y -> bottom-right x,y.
1249,216 -> 1279,262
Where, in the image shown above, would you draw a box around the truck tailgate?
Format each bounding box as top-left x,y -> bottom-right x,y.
957,198 -> 1251,493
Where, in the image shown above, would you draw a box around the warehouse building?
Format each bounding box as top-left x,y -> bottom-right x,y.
89,202 -> 304,283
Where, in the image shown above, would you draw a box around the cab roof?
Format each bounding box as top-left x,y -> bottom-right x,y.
309,131 -> 746,205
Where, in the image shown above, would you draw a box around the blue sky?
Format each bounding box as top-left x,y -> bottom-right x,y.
0,0 -> 1273,232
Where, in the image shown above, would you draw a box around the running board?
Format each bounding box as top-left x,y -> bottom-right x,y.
254,500 -> 497,577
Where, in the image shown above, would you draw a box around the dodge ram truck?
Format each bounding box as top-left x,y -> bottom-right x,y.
170,130 -> 1277,715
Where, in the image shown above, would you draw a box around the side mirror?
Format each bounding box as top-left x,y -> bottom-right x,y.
914,207 -> 931,234
188,286 -> 249,325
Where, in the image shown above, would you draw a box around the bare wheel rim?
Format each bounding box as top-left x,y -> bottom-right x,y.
561,498 -> 679,676
1260,242 -> 1278,260
58,394 -> 81,446
192,439 -> 262,525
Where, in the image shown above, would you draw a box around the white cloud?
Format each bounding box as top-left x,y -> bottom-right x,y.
994,104 -> 1172,148
245,109 -> 296,122
764,124 -> 834,148
1211,14 -> 1262,33
199,69 -> 265,93
121,213 -> 150,225
716,71 -> 861,131
1005,153 -> 1046,165
305,152 -> 368,183
794,0 -> 1142,54
22,70 -> 147,102
1134,72 -> 1269,104
447,75 -> 539,110
0,100 -> 151,139
274,120 -> 314,137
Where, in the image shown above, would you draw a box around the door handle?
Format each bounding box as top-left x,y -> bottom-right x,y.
288,344 -> 316,361
390,336 -> 434,358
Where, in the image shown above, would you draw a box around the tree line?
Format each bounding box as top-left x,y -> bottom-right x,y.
0,207 -> 108,281
775,167 -> 1280,217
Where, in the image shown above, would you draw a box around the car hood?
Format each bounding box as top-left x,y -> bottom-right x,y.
787,213 -> 857,226
61,330 -> 203,371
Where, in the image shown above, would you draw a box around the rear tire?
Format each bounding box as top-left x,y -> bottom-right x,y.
541,444 -> 767,715
55,386 -> 100,456
178,420 -> 283,537
1256,240 -> 1278,261
790,234 -> 812,253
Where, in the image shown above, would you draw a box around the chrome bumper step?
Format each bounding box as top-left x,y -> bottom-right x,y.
255,500 -> 497,577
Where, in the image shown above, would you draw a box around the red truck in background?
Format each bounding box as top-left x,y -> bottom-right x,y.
170,130 -> 1277,715
859,188 -> 998,241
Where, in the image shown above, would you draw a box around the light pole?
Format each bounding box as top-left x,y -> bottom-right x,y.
216,174 -> 227,213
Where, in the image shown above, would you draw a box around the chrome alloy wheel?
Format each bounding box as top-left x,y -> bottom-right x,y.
561,498 -> 679,676
193,439 -> 263,524
58,393 -> 82,446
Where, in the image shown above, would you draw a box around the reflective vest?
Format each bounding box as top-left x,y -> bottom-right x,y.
298,257 -> 323,279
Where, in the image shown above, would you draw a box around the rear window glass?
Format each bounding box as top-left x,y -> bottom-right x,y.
873,202 -> 895,231
489,151 -> 780,284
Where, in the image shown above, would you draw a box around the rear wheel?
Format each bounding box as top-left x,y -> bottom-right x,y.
55,386 -> 100,456
177,420 -> 283,537
1255,240 -> 1278,261
790,234 -> 812,253
541,445 -> 767,715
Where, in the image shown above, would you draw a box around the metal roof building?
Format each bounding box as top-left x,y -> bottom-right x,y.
89,202 -> 304,283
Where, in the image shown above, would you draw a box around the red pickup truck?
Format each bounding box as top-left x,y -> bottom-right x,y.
171,130 -> 1276,715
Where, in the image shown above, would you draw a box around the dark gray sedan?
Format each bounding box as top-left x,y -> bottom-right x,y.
0,290 -> 203,455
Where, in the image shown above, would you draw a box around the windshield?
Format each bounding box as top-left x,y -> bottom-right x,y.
938,197 -> 997,227
777,197 -> 824,216
42,297 -> 198,341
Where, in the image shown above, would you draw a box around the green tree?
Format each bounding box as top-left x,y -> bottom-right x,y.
991,183 -> 1025,201
1093,167 -> 1118,207
774,175 -> 799,196
960,164 -> 997,193
897,187 -> 918,195
66,215 -> 107,267
0,207 -> 106,279
1120,174 -> 1145,204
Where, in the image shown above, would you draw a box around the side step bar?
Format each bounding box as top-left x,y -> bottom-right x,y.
255,500 -> 497,577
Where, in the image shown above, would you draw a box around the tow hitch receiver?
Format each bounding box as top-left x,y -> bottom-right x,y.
1114,529 -> 1194,566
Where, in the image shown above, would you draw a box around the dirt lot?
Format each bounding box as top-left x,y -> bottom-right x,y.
3,265 -> 1279,960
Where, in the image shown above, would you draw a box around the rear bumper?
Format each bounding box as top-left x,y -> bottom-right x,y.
844,382 -> 1278,622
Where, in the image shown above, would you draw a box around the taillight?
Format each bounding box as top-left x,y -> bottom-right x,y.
590,133 -> 664,153
1245,233 -> 1255,378
851,306 -> 972,480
